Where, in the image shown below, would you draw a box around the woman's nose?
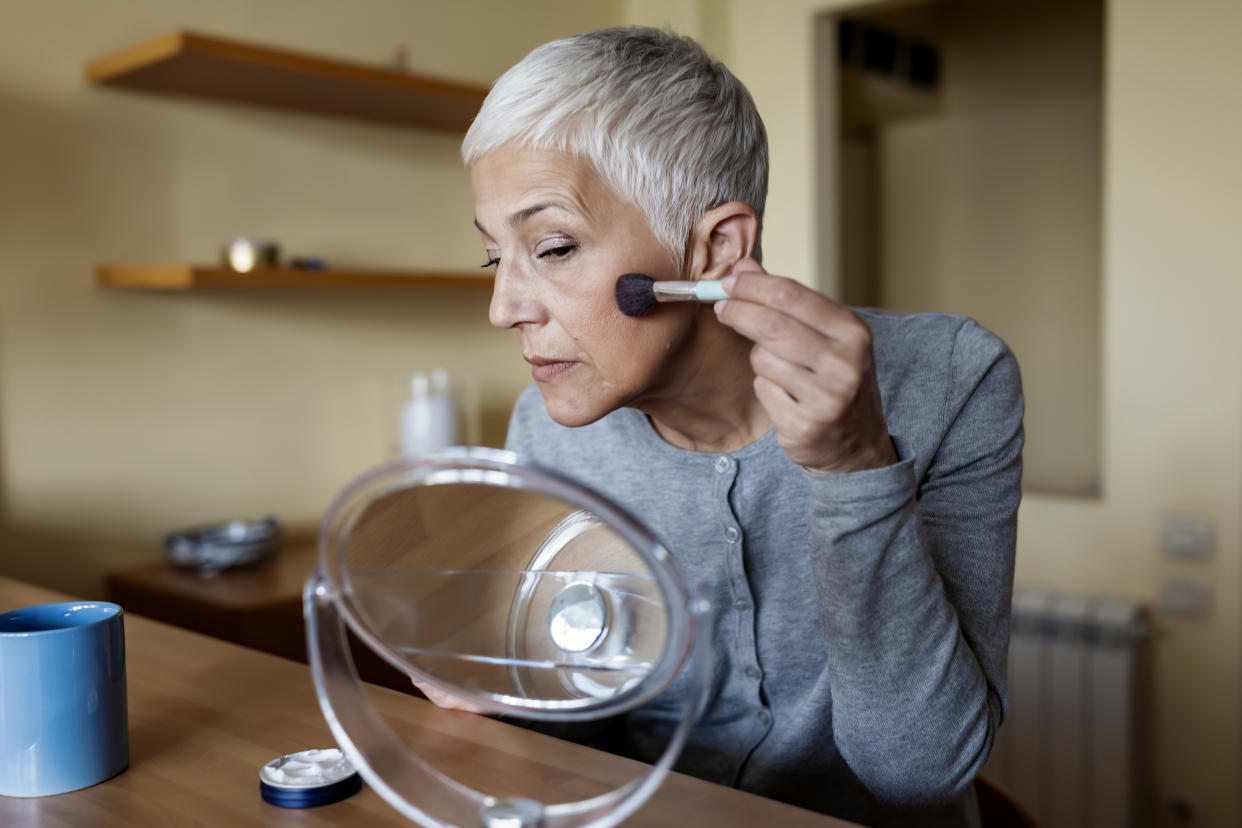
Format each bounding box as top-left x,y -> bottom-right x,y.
488,265 -> 544,330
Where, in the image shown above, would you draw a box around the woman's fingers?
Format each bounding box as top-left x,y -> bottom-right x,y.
749,345 -> 852,410
410,677 -> 493,715
716,298 -> 827,371
714,258 -> 896,474
720,259 -> 871,353
715,266 -> 873,371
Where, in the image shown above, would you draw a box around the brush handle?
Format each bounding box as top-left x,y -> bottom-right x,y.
694,280 -> 729,301
652,280 -> 729,303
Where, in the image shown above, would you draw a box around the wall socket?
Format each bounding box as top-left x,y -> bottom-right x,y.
1157,577 -> 1212,619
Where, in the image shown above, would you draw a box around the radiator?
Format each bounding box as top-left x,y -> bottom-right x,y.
983,588 -> 1148,827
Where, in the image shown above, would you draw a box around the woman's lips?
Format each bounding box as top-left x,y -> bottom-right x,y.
526,357 -> 578,382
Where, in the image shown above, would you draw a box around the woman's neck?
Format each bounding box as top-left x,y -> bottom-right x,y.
633,308 -> 771,454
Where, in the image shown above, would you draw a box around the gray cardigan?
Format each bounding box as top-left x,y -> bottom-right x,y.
504,308 -> 1024,827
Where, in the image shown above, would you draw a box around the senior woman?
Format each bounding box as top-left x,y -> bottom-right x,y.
437,26 -> 1022,828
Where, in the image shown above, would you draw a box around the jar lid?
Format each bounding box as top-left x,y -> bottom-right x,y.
259,748 -> 361,808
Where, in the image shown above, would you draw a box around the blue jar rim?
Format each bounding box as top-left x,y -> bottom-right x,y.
260,773 -> 362,808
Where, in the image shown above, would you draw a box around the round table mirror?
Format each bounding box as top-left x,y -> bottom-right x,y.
305,448 -> 712,828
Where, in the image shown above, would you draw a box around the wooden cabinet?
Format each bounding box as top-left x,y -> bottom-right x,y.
107,542 -> 417,695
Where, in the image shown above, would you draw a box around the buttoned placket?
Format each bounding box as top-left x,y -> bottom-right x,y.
711,454 -> 772,764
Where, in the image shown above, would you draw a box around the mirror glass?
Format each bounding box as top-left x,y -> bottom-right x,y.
337,482 -> 670,707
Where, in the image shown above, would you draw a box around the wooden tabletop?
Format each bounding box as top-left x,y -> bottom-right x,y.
0,576 -> 852,827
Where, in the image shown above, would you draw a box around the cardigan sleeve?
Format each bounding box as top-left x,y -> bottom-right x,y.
802,318 -> 1024,809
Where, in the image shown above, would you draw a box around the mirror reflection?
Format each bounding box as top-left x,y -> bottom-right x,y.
338,483 -> 669,704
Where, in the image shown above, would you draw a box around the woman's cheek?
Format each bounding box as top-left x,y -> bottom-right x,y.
564,279 -> 630,338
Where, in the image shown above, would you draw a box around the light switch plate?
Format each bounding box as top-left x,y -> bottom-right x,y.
1160,517 -> 1214,561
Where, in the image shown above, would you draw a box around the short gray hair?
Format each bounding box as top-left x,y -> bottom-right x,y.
462,26 -> 768,264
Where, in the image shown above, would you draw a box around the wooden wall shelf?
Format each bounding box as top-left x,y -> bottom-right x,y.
85,30 -> 488,133
97,264 -> 494,291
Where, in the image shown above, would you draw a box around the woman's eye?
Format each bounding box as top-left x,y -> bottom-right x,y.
480,256 -> 500,269
537,244 -> 577,260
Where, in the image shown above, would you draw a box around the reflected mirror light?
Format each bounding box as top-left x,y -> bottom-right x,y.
548,582 -> 607,653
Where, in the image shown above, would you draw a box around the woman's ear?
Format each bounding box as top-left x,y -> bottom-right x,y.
685,201 -> 759,281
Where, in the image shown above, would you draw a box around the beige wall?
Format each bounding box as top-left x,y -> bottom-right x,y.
727,0 -> 1242,821
4,0 -> 1240,820
0,0 -> 625,596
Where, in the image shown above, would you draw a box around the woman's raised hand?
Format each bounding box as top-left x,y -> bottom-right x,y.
714,258 -> 898,474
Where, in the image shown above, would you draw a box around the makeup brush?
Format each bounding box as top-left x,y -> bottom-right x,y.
614,273 -> 730,318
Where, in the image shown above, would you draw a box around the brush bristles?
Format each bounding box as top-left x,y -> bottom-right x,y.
615,272 -> 658,317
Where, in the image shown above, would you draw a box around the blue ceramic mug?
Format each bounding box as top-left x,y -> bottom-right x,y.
0,601 -> 129,797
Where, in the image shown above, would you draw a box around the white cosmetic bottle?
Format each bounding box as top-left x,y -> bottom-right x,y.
398,369 -> 458,458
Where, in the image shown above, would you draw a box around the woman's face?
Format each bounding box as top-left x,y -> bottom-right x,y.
473,145 -> 696,427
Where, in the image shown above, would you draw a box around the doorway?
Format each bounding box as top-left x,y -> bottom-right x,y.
819,0 -> 1104,496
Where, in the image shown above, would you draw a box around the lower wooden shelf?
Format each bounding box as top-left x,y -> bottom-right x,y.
97,264 -> 494,291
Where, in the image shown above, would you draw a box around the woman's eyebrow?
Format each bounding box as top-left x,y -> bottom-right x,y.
508,201 -> 568,228
473,201 -> 574,236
